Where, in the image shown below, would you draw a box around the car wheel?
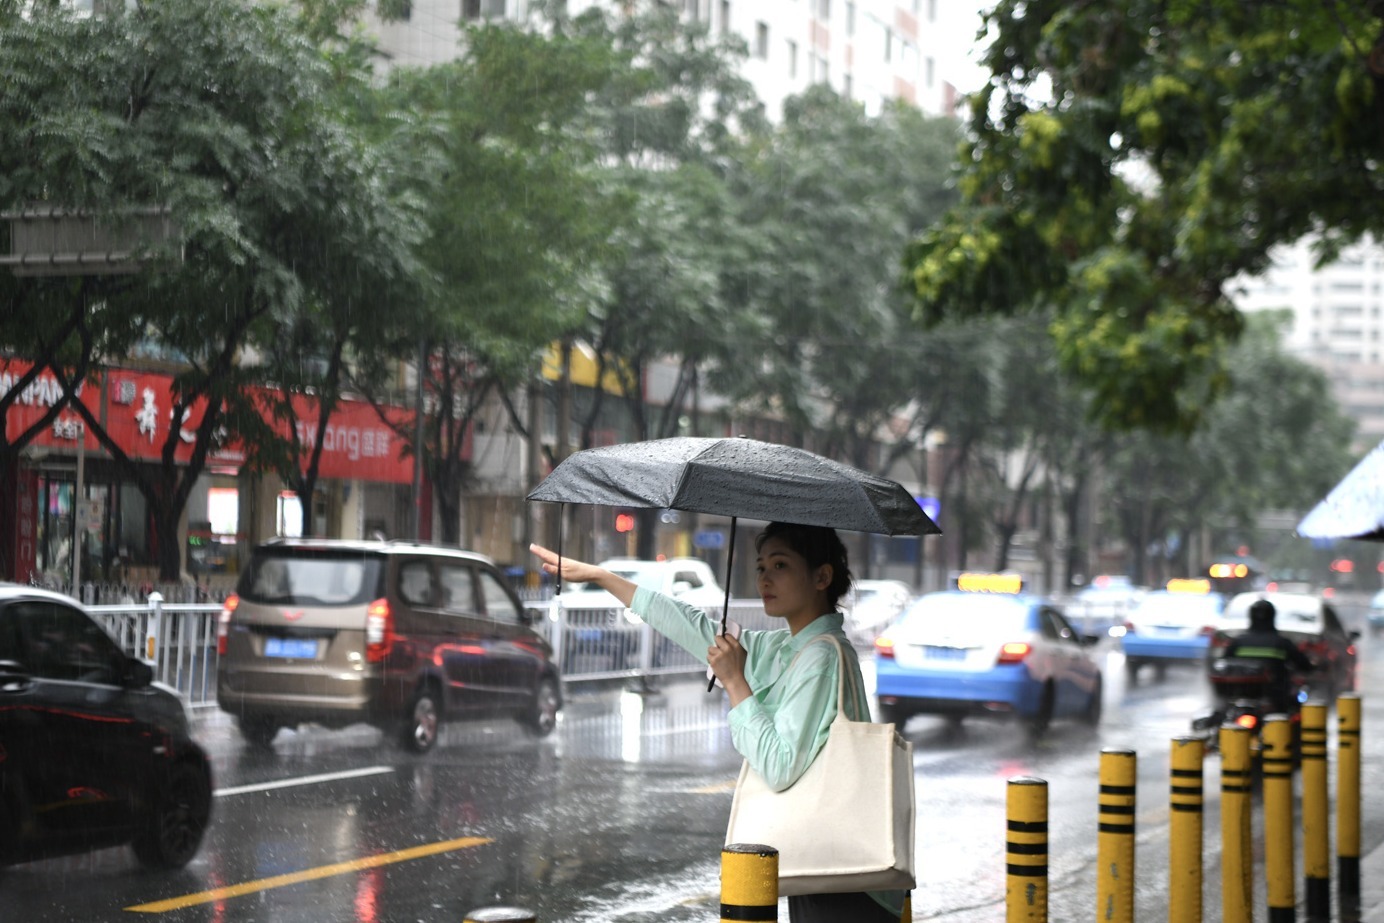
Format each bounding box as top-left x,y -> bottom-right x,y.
878,702 -> 911,730
523,677 -> 561,738
132,760 -> 212,870
1028,684 -> 1055,735
238,715 -> 280,749
401,684 -> 442,753
1083,676 -> 1103,726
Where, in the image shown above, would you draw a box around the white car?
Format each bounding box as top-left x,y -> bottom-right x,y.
557,557 -> 725,611
842,579 -> 914,645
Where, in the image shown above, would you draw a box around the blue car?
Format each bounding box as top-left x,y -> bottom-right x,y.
1120,581 -> 1226,681
873,581 -> 1103,734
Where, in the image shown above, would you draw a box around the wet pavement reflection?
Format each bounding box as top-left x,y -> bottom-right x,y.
4,631 -> 1384,922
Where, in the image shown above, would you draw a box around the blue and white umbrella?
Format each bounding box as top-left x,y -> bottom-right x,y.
1297,440 -> 1384,542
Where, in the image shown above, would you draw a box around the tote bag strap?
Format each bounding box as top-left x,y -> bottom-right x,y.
782,633 -> 860,722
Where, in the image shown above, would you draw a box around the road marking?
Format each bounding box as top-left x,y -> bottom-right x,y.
214,765 -> 394,797
123,836 -> 493,913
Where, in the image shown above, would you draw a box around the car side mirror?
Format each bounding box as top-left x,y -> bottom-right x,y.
0,659 -> 32,691
123,657 -> 154,689
1349,629 -> 1361,642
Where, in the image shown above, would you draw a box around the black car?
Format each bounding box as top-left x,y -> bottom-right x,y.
0,585 -> 212,869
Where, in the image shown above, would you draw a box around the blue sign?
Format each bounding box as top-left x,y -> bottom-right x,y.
694,530 -> 727,550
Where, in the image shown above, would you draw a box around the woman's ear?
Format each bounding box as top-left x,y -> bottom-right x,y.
814,564 -> 833,591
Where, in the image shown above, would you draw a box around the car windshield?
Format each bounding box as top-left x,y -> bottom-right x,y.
238,551 -> 384,606
1131,593 -> 1222,624
895,594 -> 1032,638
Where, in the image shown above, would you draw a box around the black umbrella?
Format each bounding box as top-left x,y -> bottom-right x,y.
527,436 -> 940,536
1297,440 -> 1384,542
527,437 -> 941,688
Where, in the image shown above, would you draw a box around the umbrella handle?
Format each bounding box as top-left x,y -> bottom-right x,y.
708,517 -> 737,692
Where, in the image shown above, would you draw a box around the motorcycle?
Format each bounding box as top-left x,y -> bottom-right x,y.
1190,655 -> 1309,760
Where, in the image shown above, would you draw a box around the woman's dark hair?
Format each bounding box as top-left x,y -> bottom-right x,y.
754,521 -> 853,611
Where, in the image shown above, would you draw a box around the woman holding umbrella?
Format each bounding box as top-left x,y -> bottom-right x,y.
531,521 -> 906,922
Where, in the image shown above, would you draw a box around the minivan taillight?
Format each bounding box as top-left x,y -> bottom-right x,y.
217,594 -> 239,656
874,636 -> 896,659
366,598 -> 394,662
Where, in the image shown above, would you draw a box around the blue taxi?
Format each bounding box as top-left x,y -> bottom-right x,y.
1120,579 -> 1225,681
873,573 -> 1103,734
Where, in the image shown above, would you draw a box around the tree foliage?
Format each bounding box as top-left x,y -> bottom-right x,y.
906,0 -> 1384,433
0,0 -> 421,577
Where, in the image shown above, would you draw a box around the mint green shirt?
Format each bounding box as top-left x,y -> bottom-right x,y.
629,587 -> 907,916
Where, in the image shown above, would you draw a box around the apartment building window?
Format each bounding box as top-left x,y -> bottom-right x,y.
462,0 -> 505,19
721,0 -> 730,34
685,0 -> 700,21
928,0 -> 937,21
817,0 -> 830,18
845,1 -> 855,35
843,72 -> 853,98
925,55 -> 935,87
787,39 -> 799,78
755,21 -> 770,59
811,53 -> 830,84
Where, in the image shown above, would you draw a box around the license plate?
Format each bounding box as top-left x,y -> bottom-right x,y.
264,637 -> 318,659
924,646 -> 966,661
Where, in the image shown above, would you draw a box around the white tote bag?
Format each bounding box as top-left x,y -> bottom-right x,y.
723,635 -> 916,896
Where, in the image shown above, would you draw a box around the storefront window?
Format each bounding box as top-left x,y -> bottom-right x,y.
277,491 -> 303,538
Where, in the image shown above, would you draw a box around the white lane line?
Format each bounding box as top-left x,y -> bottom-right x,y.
214,765 -> 395,797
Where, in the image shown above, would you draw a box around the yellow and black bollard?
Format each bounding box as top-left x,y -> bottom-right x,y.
1300,702 -> 1330,922
1097,749 -> 1136,923
721,843 -> 778,923
1220,723 -> 1254,923
463,909 -> 537,923
1338,692 -> 1362,916
1169,736 -> 1204,923
1263,714 -> 1297,923
1006,776 -> 1048,923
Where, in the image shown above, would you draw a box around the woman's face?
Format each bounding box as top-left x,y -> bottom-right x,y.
756,535 -> 829,619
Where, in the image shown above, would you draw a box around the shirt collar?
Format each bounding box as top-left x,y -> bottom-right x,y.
789,612 -> 845,650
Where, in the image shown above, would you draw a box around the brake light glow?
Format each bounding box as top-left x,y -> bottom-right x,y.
1199,626 -> 1218,637
874,636 -> 896,659
1234,713 -> 1259,730
365,598 -> 394,663
996,642 -> 1031,664
216,594 -> 239,656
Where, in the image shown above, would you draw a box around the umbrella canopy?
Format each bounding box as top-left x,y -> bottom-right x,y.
1297,440 -> 1384,542
527,436 -> 940,536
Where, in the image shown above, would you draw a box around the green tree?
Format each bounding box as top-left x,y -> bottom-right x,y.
0,0 -> 420,579
376,16 -> 619,544
719,89 -> 962,471
1101,312 -> 1356,584
905,0 -> 1384,433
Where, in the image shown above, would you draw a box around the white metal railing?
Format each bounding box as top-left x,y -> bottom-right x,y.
89,593 -> 224,710
84,595 -> 770,712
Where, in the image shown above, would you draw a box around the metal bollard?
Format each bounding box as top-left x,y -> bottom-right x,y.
1096,749 -> 1136,923
1220,723 -> 1254,923
1263,715 -> 1296,923
463,908 -> 536,922
1169,736 -> 1204,923
1338,693 -> 1362,916
721,843 -> 778,923
900,892 -> 912,922
1005,776 -> 1047,923
1300,702 -> 1330,922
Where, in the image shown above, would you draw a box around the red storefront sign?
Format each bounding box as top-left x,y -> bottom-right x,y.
1,361 -> 420,484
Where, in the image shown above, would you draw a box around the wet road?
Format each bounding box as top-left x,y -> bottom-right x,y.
6,632 -> 1384,922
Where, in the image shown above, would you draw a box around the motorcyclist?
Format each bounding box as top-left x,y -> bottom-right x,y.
1221,598 -> 1316,715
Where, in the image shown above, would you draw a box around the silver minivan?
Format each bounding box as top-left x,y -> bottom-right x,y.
216,539 -> 561,752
